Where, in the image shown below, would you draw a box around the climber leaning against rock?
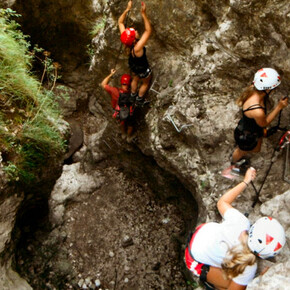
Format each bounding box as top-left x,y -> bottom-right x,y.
185,167 -> 286,290
101,69 -> 136,143
118,1 -> 152,107
229,68 -> 288,174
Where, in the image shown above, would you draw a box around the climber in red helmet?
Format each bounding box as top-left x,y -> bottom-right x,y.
101,69 -> 136,143
118,1 -> 152,107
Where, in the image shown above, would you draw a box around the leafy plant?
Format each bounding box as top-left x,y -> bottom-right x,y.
0,8 -> 66,185
90,17 -> 107,37
86,43 -> 95,60
186,280 -> 199,288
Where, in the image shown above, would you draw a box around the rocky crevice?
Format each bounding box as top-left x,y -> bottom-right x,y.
0,0 -> 289,289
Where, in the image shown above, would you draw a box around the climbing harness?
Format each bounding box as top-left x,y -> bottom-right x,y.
250,130 -> 290,208
165,106 -> 194,133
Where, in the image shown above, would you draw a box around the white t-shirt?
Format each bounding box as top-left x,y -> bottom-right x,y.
190,208 -> 257,285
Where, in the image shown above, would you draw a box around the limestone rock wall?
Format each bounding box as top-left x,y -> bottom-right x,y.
0,0 -> 289,289
77,0 -> 290,288
89,0 -> 290,219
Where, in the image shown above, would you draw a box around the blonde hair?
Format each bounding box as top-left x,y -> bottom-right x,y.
236,85 -> 264,107
221,240 -> 256,280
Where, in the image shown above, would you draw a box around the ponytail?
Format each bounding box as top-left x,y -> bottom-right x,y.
221,240 -> 256,280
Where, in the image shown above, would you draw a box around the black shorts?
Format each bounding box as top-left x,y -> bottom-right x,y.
132,68 -> 152,79
234,127 -> 260,151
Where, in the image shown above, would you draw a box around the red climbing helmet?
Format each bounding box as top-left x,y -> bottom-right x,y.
247,216 -> 286,259
120,28 -> 136,46
120,74 -> 131,86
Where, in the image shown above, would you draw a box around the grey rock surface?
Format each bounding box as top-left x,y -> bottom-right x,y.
0,0 -> 289,288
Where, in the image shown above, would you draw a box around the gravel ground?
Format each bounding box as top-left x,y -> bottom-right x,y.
15,166 -> 197,290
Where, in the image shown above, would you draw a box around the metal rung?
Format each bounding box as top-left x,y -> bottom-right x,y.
102,140 -> 111,149
112,137 -> 121,146
165,113 -> 193,133
149,73 -> 160,94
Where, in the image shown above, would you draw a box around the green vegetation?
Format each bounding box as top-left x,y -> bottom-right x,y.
186,280 -> 199,288
87,17 -> 107,60
90,17 -> 107,37
0,8 -> 66,185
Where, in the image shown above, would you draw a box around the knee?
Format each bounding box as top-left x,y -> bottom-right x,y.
252,147 -> 261,153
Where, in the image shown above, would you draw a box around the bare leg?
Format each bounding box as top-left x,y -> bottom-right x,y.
120,122 -> 126,139
232,138 -> 263,163
252,138 -> 262,152
232,147 -> 247,163
138,74 -> 152,97
131,75 -> 140,94
127,125 -> 134,137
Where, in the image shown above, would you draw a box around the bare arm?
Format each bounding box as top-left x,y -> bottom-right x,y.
134,2 -> 152,54
100,69 -> 116,89
118,1 -> 132,34
227,281 -> 247,290
254,97 -> 288,127
217,168 -> 256,216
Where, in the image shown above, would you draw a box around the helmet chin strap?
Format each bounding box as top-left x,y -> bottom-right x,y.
263,90 -> 271,98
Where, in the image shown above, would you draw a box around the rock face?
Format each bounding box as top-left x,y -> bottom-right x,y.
0,0 -> 289,289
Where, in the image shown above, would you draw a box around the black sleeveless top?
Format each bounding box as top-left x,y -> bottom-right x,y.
240,104 -> 266,137
128,47 -> 150,74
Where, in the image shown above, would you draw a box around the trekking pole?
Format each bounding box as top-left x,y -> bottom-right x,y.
251,149 -> 276,208
284,137 -> 290,183
251,131 -> 290,208
279,131 -> 290,184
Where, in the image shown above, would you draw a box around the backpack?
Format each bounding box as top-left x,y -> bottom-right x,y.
117,91 -> 134,121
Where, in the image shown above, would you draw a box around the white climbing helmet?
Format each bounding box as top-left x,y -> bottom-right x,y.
253,68 -> 281,90
248,217 -> 286,259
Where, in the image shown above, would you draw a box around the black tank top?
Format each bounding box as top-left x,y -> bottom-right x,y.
128,47 -> 149,74
240,104 -> 266,137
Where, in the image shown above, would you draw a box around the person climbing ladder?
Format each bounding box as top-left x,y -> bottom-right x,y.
227,68 -> 288,176
118,1 -> 152,107
101,69 -> 136,143
185,167 -> 286,290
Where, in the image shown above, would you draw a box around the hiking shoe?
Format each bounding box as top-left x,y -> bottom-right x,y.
221,165 -> 239,180
130,92 -> 137,103
135,96 -> 145,107
231,158 -> 251,176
